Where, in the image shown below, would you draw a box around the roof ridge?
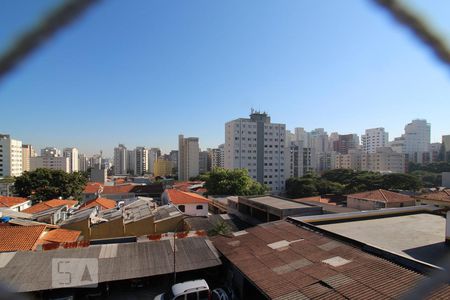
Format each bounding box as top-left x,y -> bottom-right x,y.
379,189 -> 388,202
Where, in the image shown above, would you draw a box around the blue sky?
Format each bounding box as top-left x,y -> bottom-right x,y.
1,0 -> 449,157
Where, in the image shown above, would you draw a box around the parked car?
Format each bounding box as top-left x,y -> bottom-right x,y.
154,279 -> 210,300
154,279 -> 232,300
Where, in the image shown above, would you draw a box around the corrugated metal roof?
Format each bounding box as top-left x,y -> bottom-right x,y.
0,236 -> 221,293
213,220 -> 450,299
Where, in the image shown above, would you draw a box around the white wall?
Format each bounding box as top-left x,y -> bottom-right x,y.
176,203 -> 208,217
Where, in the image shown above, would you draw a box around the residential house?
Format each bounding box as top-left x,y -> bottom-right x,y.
0,196 -> 32,212
347,189 -> 415,210
162,189 -> 209,217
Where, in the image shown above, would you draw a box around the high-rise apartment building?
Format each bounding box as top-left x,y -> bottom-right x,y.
63,147 -> 79,173
21,144 -> 35,172
361,128 -> 389,153
113,144 -> 128,175
210,145 -> 225,169
0,134 -> 23,177
127,150 -> 136,175
360,147 -> 406,173
404,119 -> 430,154
134,147 -> 149,176
199,151 -> 211,174
333,134 -> 360,154
310,128 -> 329,153
78,153 -> 89,172
154,157 -> 173,177
148,148 -> 161,175
224,111 -> 287,193
390,119 -> 431,164
30,153 -> 70,172
332,149 -> 361,170
441,135 -> 450,162
41,147 -> 61,157
178,135 -> 200,181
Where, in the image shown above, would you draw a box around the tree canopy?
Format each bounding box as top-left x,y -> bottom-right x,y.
14,168 -> 88,202
286,169 -> 422,198
203,168 -> 267,196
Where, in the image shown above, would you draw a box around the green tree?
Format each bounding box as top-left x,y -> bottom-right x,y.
204,168 -> 267,196
321,169 -> 357,185
14,168 -> 87,202
381,173 -> 421,191
208,220 -> 232,236
285,177 -> 318,198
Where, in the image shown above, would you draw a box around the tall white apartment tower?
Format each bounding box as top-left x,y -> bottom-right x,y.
361,128 -> 389,153
224,111 -> 287,193
0,134 -> 23,177
404,119 -> 430,154
63,148 -> 79,173
135,147 -> 149,176
178,135 -> 200,181
113,144 -> 128,175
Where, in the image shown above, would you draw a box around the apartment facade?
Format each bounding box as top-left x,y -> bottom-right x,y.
199,151 -> 211,174
333,149 -> 361,170
333,134 -> 360,154
21,144 -> 35,173
30,156 -> 70,172
361,147 -> 406,173
134,147 -> 149,176
63,147 -> 79,173
113,144 -> 128,175
210,144 -> 225,169
0,134 -> 23,177
224,112 -> 287,193
178,135 -> 200,181
154,158 -> 173,177
361,128 -> 389,153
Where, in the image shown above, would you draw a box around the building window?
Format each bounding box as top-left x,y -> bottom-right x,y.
178,205 -> 185,212
196,205 -> 203,210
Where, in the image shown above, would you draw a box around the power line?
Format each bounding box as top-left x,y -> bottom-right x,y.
0,0 -> 100,82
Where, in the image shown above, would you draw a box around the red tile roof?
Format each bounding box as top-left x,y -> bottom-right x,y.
0,225 -> 46,252
80,197 -> 116,210
166,189 -> 210,205
23,199 -> 78,214
173,181 -> 204,192
416,189 -> 450,202
83,182 -> 103,194
213,221 -> 450,299
347,189 -> 413,203
0,196 -> 29,208
102,184 -> 135,194
41,229 -> 81,243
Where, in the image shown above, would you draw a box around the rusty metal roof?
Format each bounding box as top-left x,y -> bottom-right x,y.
213,220 -> 450,299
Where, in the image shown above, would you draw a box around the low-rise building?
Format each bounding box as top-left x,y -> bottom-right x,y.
415,188 -> 450,208
228,195 -> 322,224
347,189 -> 415,210
23,199 -> 78,214
162,189 -> 209,217
61,199 -> 184,240
213,215 -> 450,300
0,196 -> 32,212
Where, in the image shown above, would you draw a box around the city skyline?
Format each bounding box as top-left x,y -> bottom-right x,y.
1,116 -> 446,158
1,0 -> 449,156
